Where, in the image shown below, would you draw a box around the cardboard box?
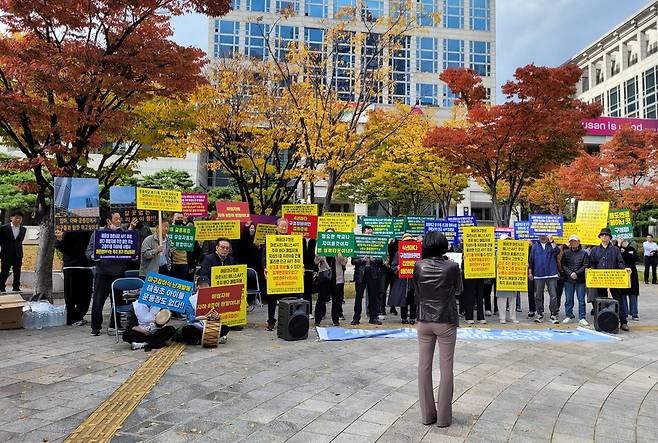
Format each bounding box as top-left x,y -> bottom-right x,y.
0,294 -> 27,329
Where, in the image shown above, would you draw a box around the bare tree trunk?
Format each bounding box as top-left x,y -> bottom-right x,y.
322,171 -> 337,214
34,202 -> 55,302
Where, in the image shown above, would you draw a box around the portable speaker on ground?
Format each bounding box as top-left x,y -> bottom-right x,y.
278,298 -> 310,341
594,298 -> 619,334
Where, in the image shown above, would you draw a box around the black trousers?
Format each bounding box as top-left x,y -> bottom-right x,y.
0,260 -> 21,292
400,289 -> 417,320
597,288 -> 627,325
91,273 -> 124,332
334,283 -> 345,321
645,256 -> 657,284
63,268 -> 94,324
483,280 -> 493,312
463,278 -> 485,321
527,278 -> 536,313
170,263 -> 190,281
302,272 -> 314,314
123,325 -> 176,349
353,268 -> 382,322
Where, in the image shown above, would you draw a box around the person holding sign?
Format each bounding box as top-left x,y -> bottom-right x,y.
588,228 -> 631,331
178,278 -> 230,345
170,213 -> 201,282
494,235 -> 522,324
122,302 -> 176,351
86,212 -> 138,336
413,232 -> 462,428
140,221 -> 172,278
560,235 -> 589,326
617,238 -> 640,321
389,233 -> 419,325
351,225 -> 385,326
55,229 -> 94,325
528,235 -> 561,324
263,218 -> 293,331
198,238 -> 236,284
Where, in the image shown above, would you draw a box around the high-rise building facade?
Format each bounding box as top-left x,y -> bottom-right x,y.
208,0 -> 496,115
570,2 -> 658,119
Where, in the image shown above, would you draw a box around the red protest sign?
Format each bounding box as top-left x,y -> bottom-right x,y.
285,214 -> 318,239
398,240 -> 422,279
182,193 -> 208,217
216,201 -> 250,222
196,284 -> 243,317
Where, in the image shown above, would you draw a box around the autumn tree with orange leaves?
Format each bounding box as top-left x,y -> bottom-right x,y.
0,0 -> 230,298
424,65 -> 600,227
559,125 -> 658,211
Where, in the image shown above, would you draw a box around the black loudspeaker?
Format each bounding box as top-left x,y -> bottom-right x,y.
278,298 -> 310,341
594,298 -> 619,334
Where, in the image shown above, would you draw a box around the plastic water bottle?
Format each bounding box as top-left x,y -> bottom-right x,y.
35,312 -> 43,330
58,307 -> 66,326
22,311 -> 33,329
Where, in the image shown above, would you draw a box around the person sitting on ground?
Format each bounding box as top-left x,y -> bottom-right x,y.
177,278 -> 230,345
122,302 -> 176,351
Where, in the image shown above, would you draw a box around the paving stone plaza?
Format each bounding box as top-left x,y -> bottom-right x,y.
1,284 -> 658,443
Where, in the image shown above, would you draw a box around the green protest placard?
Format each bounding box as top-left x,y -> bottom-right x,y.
361,217 -> 394,236
316,232 -> 355,257
403,215 -> 434,236
393,217 -> 405,238
608,209 -> 634,240
353,235 -> 390,259
169,225 -> 196,251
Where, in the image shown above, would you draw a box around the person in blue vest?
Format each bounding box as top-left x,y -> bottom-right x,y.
528,234 -> 561,324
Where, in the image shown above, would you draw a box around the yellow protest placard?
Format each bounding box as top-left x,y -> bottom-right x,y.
136,187 -> 182,212
317,212 -> 356,233
266,234 -> 304,295
576,201 -> 610,245
496,240 -> 529,291
553,222 -> 582,245
194,220 -> 241,241
254,224 -> 277,245
463,226 -> 495,279
585,269 -> 630,289
210,264 -> 247,326
281,203 -> 318,216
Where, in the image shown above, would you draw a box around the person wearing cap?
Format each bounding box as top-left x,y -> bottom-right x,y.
122,302 -> 176,351
560,234 -> 590,326
528,234 -> 561,324
588,227 -> 631,331
495,234 -> 521,324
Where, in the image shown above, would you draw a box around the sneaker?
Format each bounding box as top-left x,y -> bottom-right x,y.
466,320 -> 475,324
485,310 -> 492,316
266,321 -> 276,331
621,324 -> 630,332
409,320 -> 415,325
500,320 -> 507,324
401,319 -> 409,324
632,316 -> 639,321
131,342 -> 147,351
339,316 -> 345,321
512,320 -> 520,324
107,327 -> 116,334
90,329 -> 100,336
561,317 -> 571,324
551,317 -> 559,325
333,322 -> 340,327
218,336 -> 228,344
537,314 -> 544,321
309,314 -> 314,320
75,319 -> 88,326
578,319 -> 589,327
479,320 -> 487,324
369,319 -> 382,325
350,320 -> 360,325
534,315 -> 543,323
528,312 -> 535,318
378,315 -> 386,321
314,322 -> 321,328
516,307 -> 522,313
390,307 -> 398,315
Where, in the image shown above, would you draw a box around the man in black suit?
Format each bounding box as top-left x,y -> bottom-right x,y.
0,210 -> 27,292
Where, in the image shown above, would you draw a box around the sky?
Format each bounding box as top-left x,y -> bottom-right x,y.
169,0 -> 651,103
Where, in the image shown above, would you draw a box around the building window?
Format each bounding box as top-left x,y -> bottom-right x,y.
471,206 -> 492,221
443,84 -> 458,107
581,69 -> 589,93
443,0 -> 464,29
416,83 -> 439,106
443,39 -> 464,69
305,0 -> 327,17
607,85 -> 620,117
362,33 -> 383,103
470,0 -> 490,31
625,76 -> 639,118
469,41 -> 490,77
610,56 -> 620,77
390,36 -> 410,104
275,25 -> 298,61
418,0 -> 438,26
333,0 -> 355,18
276,0 -> 299,12
628,51 -> 638,67
363,0 -> 384,21
644,66 -> 657,118
246,23 -> 269,60
247,0 -> 269,11
334,32 -> 355,101
230,0 -> 240,9
304,27 -> 325,69
648,41 -> 658,56
213,21 -> 240,58
595,63 -> 604,85
416,37 -> 438,73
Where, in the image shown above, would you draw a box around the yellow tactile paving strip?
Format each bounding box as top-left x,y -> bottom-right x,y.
64,343 -> 185,443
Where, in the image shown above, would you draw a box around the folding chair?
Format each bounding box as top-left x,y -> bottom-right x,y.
110,277 -> 144,343
247,267 -> 262,312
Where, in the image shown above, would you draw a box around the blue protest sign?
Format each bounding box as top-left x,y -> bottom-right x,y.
447,216 -> 477,238
138,272 -> 194,313
514,221 -> 535,241
529,214 -> 564,237
424,220 -> 459,245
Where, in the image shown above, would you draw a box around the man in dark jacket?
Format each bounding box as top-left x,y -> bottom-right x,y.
198,237 -> 236,283
351,225 -> 384,325
0,210 -> 27,292
56,229 -> 94,325
528,235 -> 560,324
560,235 -> 589,326
589,227 -> 631,331
86,212 -> 138,336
